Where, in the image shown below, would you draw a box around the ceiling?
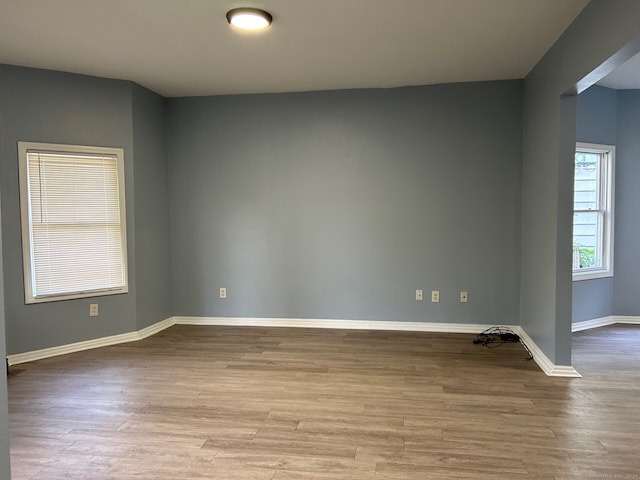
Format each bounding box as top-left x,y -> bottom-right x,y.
0,0 -> 592,98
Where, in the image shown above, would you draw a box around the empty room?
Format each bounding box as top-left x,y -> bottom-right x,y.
1,1 -> 639,479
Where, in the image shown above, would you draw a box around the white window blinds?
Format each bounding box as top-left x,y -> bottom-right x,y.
19,143 -> 128,303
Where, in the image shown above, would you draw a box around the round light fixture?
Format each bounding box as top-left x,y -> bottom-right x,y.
226,8 -> 272,30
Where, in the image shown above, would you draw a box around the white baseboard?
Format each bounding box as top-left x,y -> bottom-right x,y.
172,316 -> 505,334
513,327 -> 581,377
572,315 -> 640,332
572,316 -> 616,332
136,317 -> 175,338
8,315 -> 591,377
6,318 -> 174,367
615,315 -> 640,325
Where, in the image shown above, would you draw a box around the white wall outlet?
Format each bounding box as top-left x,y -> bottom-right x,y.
416,289 -> 423,301
460,291 -> 468,303
89,303 -> 99,317
219,287 -> 227,299
431,290 -> 440,303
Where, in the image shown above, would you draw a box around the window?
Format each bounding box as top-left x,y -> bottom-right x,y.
18,142 -> 128,303
572,142 -> 614,281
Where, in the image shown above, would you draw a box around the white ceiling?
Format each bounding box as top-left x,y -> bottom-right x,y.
0,0 -> 591,98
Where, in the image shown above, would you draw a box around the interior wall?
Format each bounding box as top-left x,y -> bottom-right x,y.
613,89 -> 640,316
132,84 -> 173,330
521,0 -> 640,364
0,181 -> 11,479
167,81 -> 523,325
0,65 -> 138,355
572,85 -> 617,323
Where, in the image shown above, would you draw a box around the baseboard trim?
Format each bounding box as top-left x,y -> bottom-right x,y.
6,318 -> 174,367
615,315 -> 640,325
7,316 -> 586,377
513,327 -> 581,377
172,316 -> 505,334
137,317 -> 175,339
572,315 -> 640,332
572,316 -> 616,332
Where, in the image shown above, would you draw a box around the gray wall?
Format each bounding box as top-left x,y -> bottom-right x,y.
0,187 -> 11,478
167,82 -> 523,325
0,65 -> 137,355
521,0 -> 640,364
572,85 -> 617,323
132,84 -> 173,329
0,65 -> 173,355
614,89 -> 640,316
576,86 -> 618,144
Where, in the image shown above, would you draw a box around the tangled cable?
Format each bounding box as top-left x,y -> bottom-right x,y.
473,326 -> 533,360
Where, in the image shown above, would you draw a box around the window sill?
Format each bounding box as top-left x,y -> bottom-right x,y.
26,287 -> 128,304
572,270 -> 613,282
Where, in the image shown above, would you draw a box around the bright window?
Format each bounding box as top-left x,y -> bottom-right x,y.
18,142 -> 128,303
572,142 -> 614,281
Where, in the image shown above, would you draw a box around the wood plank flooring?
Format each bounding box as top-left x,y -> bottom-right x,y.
7,324 -> 640,479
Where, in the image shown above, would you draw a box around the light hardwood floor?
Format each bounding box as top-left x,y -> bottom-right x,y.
7,324 -> 640,479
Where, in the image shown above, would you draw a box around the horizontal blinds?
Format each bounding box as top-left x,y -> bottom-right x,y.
26,151 -> 125,297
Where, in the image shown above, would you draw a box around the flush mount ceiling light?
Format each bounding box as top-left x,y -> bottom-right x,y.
226,8 -> 272,30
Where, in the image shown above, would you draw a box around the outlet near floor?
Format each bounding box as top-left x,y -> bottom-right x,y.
89,303 -> 99,317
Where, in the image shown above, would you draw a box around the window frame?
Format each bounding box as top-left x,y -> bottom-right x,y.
18,141 -> 129,304
572,142 -> 615,281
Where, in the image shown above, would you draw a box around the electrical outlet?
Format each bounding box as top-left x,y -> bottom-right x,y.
219,287 -> 227,299
89,303 -> 99,317
460,291 -> 468,303
431,290 -> 440,303
416,289 -> 423,301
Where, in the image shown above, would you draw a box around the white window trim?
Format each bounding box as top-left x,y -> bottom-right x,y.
572,142 -> 615,282
18,141 -> 129,303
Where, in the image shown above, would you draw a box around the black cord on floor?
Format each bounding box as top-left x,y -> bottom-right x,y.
473,326 -> 533,360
